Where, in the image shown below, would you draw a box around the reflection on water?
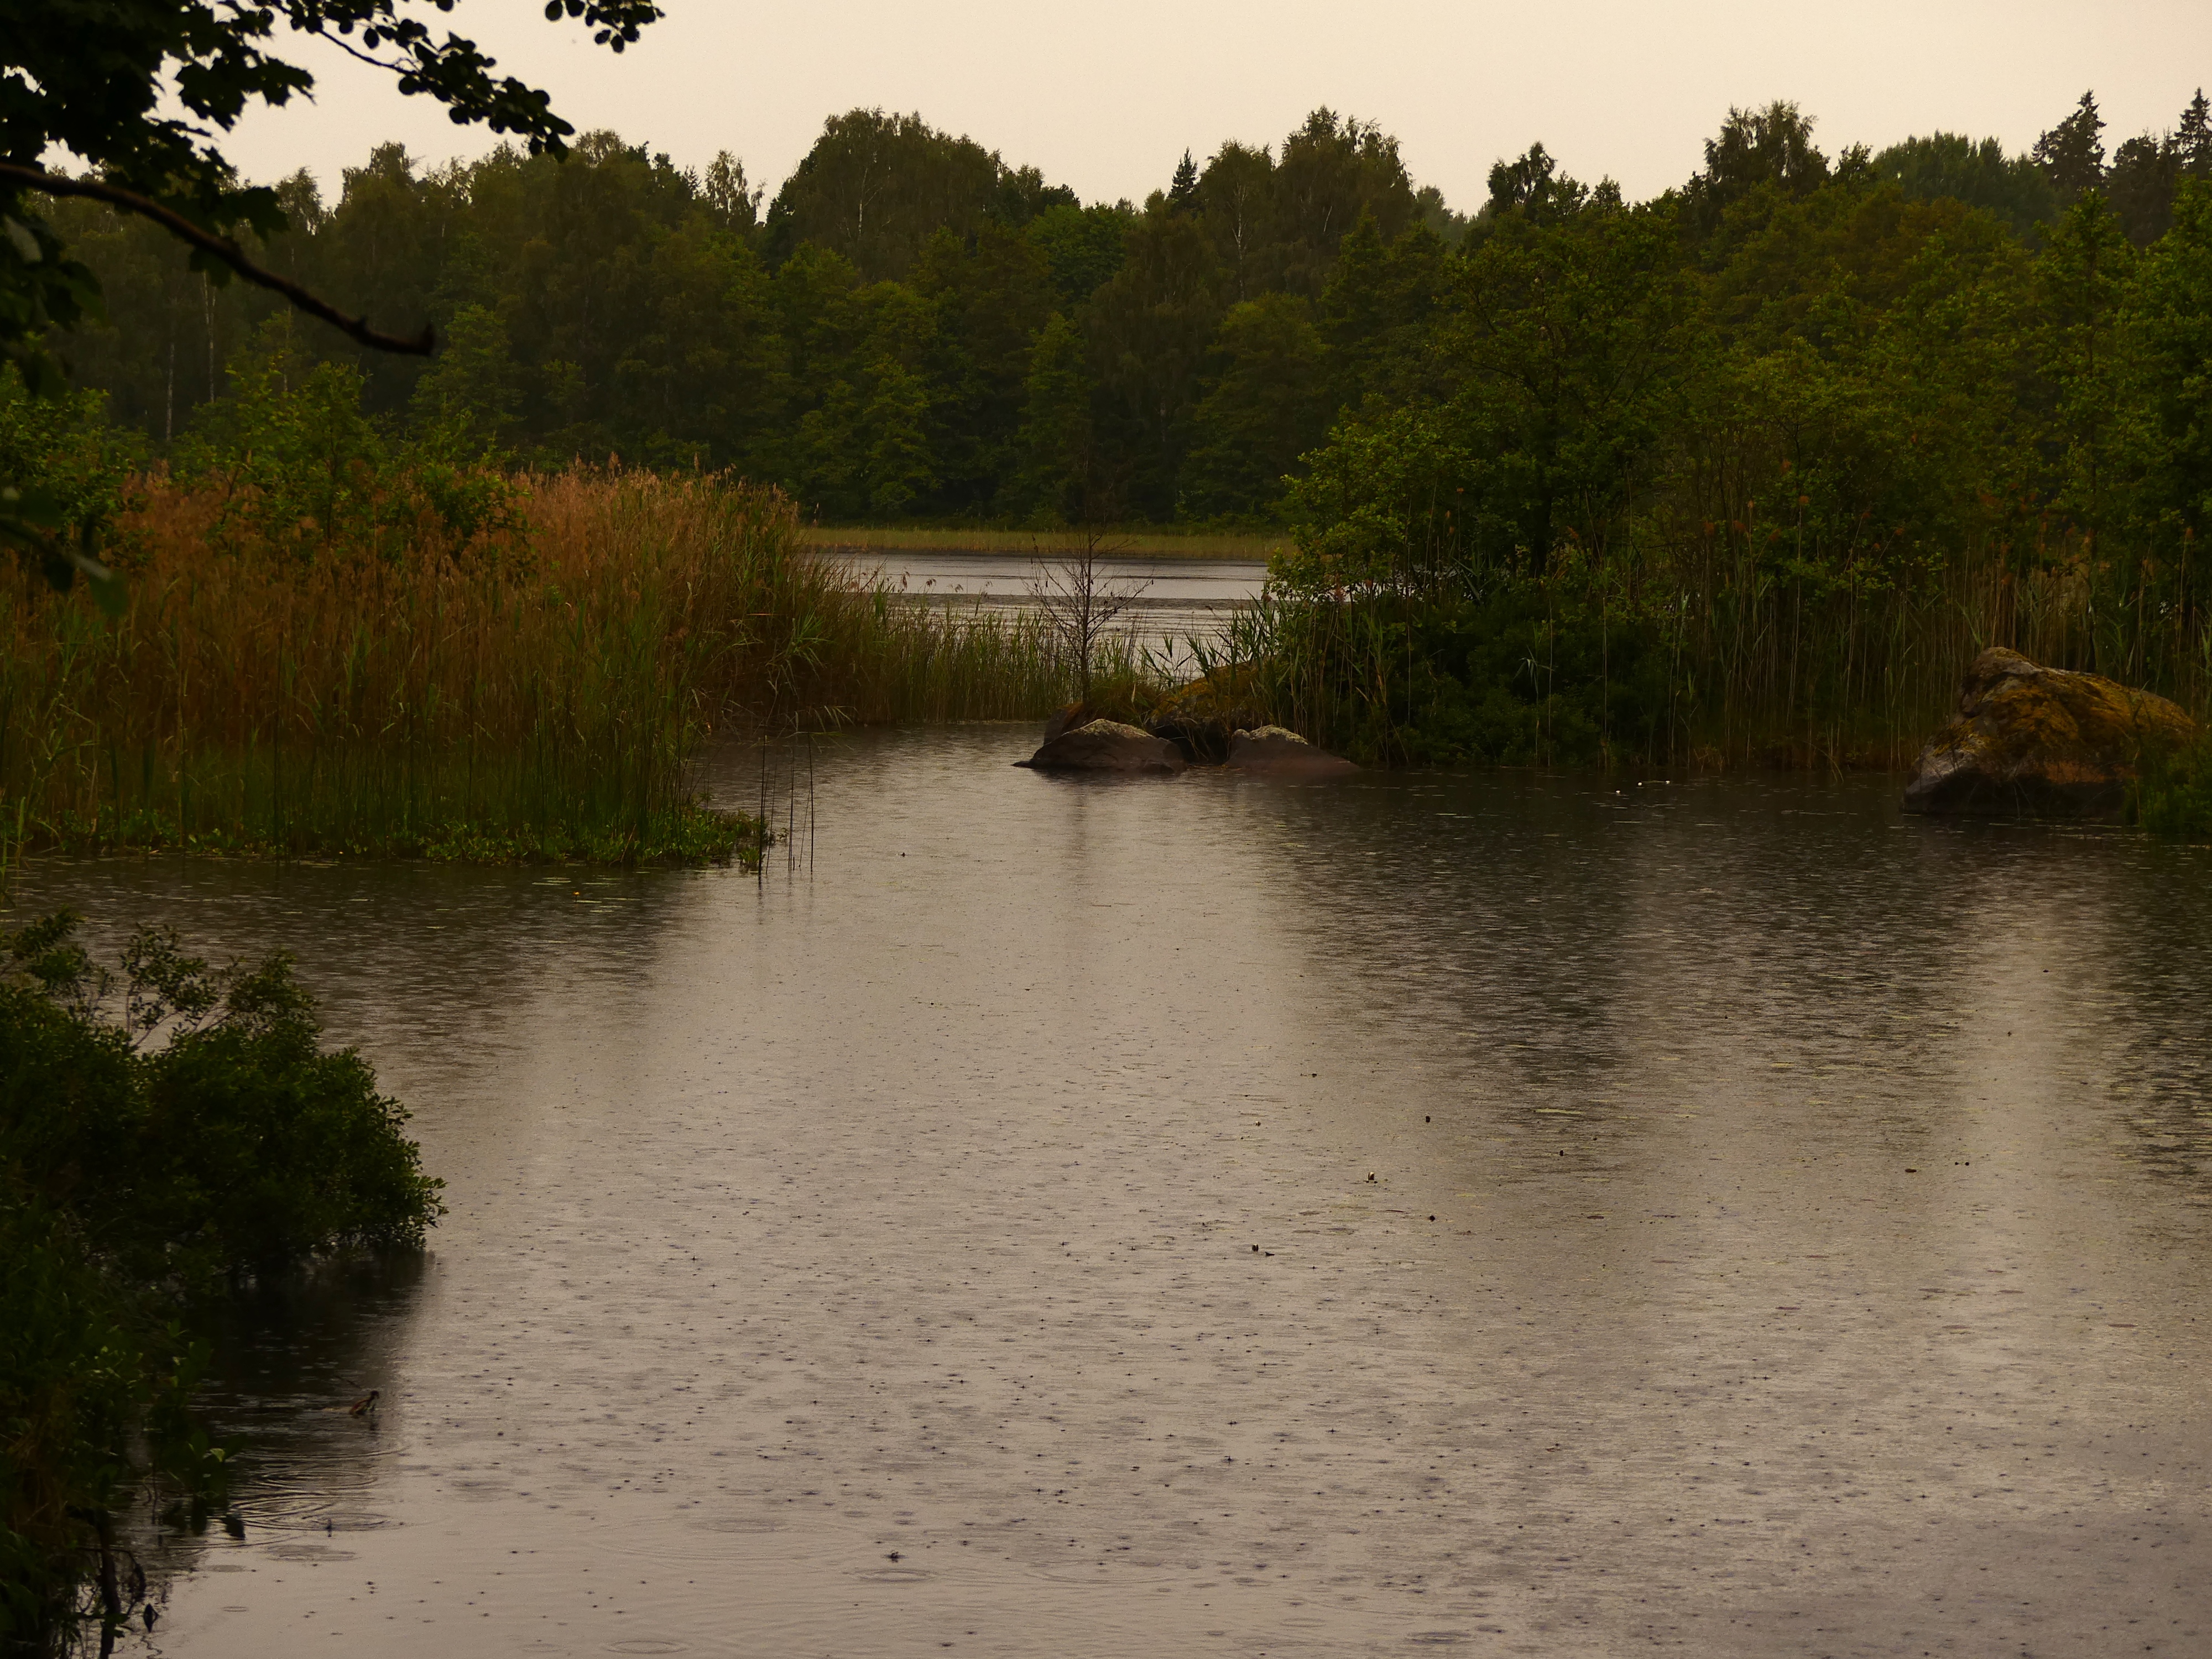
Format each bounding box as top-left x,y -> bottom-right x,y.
19,728 -> 2212,1657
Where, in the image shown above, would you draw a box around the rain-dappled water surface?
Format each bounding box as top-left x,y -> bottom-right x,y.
19,726 -> 2212,1657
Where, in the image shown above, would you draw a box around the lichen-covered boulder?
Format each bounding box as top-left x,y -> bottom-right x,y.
1145,666 -> 1269,761
1020,719 -> 1187,774
1902,647 -> 2197,818
1227,726 -> 1358,778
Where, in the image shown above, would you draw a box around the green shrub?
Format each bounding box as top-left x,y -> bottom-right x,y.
2135,729 -> 2212,839
0,912 -> 442,1648
1400,585 -> 1671,766
1227,578 -> 1673,766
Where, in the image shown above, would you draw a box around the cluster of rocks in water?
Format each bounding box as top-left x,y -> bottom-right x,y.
1018,671 -> 1356,779
1902,646 -> 2197,819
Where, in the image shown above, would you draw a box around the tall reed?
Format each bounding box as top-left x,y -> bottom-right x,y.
1237,518 -> 2212,773
1,469 -> 1083,869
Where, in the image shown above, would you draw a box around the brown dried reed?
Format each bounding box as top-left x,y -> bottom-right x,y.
0,469 -> 1077,867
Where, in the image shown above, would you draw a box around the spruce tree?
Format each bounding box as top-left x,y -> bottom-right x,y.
2179,90 -> 2212,178
1168,150 -> 1200,215
2034,91 -> 2108,202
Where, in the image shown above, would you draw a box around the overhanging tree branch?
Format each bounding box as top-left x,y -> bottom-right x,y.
0,163 -> 435,356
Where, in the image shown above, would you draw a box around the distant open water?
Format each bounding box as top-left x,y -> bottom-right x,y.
848,550 -> 1267,674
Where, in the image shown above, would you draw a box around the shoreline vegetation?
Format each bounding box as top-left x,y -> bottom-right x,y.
1,356 -> 1097,876
14,91 -> 2212,844
8,409 -> 2211,863
0,914 -> 443,1653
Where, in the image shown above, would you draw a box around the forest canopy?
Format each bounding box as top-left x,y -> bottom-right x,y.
23,88 -> 2212,535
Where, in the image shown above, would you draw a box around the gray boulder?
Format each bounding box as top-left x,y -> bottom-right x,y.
1226,726 -> 1357,778
1021,719 -> 1187,774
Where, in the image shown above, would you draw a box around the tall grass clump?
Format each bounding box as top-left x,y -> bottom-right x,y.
2134,728 -> 2212,840
1,465 -> 791,865
1238,401 -> 2212,773
0,354 -> 1105,870
1225,533 -> 2183,774
1326,539 -> 2205,775
788,589 -> 1076,726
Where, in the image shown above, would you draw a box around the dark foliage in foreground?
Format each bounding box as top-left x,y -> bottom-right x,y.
0,914 -> 441,1651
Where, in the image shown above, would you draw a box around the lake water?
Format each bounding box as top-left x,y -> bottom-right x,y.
19,727 -> 2212,1657
847,550 -> 1267,671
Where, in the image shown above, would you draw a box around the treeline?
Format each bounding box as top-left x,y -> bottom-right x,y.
46,88 -> 2206,533
41,106 -> 1426,523
1234,87 -> 2212,767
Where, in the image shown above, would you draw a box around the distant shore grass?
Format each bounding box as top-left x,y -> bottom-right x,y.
798,524 -> 1282,561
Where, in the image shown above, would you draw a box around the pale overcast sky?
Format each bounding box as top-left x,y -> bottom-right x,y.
207,1 -> 2211,211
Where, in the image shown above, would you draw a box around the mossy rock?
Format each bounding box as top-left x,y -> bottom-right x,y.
1903,648 -> 2198,819
1020,719 -> 1186,774
1145,665 -> 1270,762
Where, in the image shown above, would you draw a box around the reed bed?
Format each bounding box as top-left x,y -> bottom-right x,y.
1,470 -> 1084,870
1232,521 -> 2212,773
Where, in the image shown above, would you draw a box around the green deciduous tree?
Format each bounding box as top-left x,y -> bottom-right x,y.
1,0 -> 662,589
1684,102 -> 1830,236
1082,204 -> 1227,518
2109,133 -> 2182,245
1193,141 -> 1276,300
1180,292 -> 1329,519
1443,202 -> 1684,573
1004,312 -> 1095,524
1873,133 -> 2056,237
914,223 -> 1056,510
1271,109 -> 1420,296
2118,179 -> 2212,569
764,109 -> 1072,282
408,301 -> 518,448
2036,192 -> 2137,561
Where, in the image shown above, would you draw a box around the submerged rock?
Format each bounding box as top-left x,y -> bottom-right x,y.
1227,726 -> 1358,778
1020,719 -> 1187,774
1902,647 -> 2197,819
1146,666 -> 1269,761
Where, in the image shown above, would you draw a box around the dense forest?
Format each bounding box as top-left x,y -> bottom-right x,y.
38,89 -> 2207,526
18,86 -> 2212,775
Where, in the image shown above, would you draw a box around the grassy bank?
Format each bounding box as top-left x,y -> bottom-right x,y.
2,467 -> 1088,873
